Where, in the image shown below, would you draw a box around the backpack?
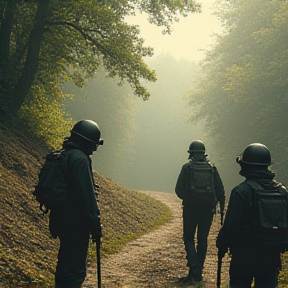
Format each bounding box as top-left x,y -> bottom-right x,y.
188,161 -> 217,206
33,149 -> 68,214
246,180 -> 288,247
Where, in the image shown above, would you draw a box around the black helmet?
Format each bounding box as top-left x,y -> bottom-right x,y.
188,140 -> 205,153
236,143 -> 271,166
71,120 -> 104,145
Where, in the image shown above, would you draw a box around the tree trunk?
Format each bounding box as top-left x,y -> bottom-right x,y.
8,0 -> 50,116
0,0 -> 16,86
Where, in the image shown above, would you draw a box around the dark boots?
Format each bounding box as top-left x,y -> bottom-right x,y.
178,263 -> 203,285
55,283 -> 82,288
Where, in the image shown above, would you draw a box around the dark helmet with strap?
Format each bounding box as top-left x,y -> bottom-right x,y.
71,120 -> 104,146
236,143 -> 271,166
188,140 -> 205,154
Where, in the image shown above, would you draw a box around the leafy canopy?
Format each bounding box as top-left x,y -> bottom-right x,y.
0,0 -> 200,145
188,0 -> 288,186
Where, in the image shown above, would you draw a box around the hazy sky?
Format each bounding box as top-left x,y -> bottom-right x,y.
126,0 -> 223,62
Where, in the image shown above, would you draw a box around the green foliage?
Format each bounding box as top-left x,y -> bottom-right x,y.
18,83 -> 73,148
188,0 -> 288,187
0,0 -> 200,118
0,0 -> 200,146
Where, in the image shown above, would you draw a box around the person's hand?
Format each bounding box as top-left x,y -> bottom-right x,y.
91,230 -> 102,244
218,247 -> 228,258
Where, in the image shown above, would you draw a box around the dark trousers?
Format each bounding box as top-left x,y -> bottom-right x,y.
182,207 -> 214,267
55,227 -> 90,287
229,251 -> 279,288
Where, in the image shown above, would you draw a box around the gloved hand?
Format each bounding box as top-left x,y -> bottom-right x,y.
91,229 -> 103,244
218,247 -> 228,258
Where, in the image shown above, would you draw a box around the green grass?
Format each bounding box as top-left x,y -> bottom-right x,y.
0,123 -> 172,288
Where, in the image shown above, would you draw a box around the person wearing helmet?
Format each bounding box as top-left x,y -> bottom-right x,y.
50,119 -> 104,288
175,140 -> 225,285
216,143 -> 288,288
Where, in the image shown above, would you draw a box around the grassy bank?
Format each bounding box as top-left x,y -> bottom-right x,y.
0,123 -> 172,287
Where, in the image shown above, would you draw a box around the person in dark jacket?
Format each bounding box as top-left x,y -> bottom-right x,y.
216,143 -> 288,288
175,140 -> 225,285
49,119 -> 104,288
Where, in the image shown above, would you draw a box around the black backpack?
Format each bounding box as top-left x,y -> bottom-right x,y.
246,180 -> 288,247
188,161 -> 217,206
33,150 -> 68,214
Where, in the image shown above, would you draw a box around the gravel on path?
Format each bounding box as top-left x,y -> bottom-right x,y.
83,191 -> 230,288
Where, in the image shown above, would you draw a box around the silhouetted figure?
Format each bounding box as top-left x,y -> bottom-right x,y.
216,143 -> 288,288
49,120 -> 104,288
175,140 -> 225,285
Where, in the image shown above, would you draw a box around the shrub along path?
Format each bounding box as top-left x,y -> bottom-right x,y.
83,191 -> 230,288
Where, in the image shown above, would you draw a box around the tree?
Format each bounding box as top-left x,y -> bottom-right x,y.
188,0 -> 288,188
0,0 -> 200,117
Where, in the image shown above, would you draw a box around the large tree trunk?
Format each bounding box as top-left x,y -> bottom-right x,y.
0,0 -> 16,86
8,0 -> 50,116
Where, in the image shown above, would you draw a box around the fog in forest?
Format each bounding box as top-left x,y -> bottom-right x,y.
64,0 -> 288,195
62,0 -> 242,195
64,55 -> 227,194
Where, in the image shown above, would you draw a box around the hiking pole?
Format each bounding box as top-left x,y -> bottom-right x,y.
217,251 -> 222,288
96,240 -> 101,288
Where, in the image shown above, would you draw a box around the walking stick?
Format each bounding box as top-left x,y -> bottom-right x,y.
96,240 -> 101,288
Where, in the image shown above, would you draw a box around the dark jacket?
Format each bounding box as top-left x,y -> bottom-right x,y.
216,169 -> 287,268
49,140 -> 101,237
175,158 -> 225,213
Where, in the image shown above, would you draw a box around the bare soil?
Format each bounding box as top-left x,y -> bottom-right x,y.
84,191 -> 231,288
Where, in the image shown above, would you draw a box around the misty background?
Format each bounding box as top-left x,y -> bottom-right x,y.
64,53 -> 241,194
63,0 -> 288,195
63,0 -> 235,194
64,55 -> 214,193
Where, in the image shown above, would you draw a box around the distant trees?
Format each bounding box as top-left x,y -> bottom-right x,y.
189,0 -> 288,185
63,67 -> 138,183
0,0 -> 200,118
63,54 -> 201,192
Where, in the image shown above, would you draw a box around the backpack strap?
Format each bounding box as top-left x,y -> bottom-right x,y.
242,181 -> 259,229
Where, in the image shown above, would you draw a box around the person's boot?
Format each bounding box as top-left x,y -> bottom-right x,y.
193,263 -> 203,282
181,264 -> 199,283
55,283 -> 82,288
177,265 -> 196,284
182,264 -> 203,286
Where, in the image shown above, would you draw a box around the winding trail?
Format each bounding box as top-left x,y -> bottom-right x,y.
83,191 -> 230,288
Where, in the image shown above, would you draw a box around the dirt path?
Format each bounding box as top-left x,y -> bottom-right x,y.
83,191 -> 231,288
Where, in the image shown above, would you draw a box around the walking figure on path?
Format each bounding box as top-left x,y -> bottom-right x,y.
217,143 -> 288,288
175,140 -> 225,286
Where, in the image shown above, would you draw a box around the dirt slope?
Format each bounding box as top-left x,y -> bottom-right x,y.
0,123 -> 171,288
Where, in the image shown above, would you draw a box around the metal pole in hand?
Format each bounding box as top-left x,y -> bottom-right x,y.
96,240 -> 101,288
